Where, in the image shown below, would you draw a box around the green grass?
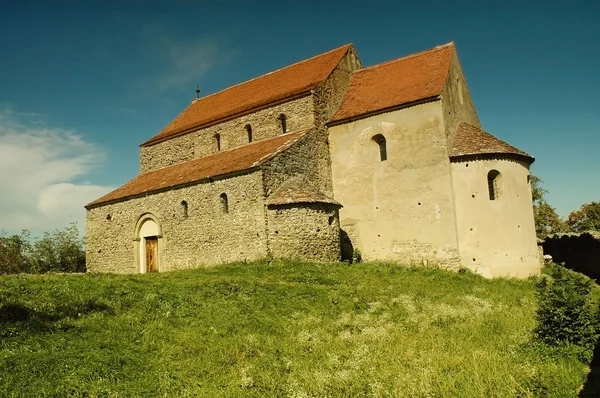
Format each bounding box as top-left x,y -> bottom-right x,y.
0,260 -> 592,397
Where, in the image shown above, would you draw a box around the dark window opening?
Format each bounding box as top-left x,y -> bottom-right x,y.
372,134 -> 387,161
245,124 -> 252,143
181,200 -> 188,218
220,193 -> 229,213
487,170 -> 501,200
278,114 -> 287,134
215,134 -> 221,151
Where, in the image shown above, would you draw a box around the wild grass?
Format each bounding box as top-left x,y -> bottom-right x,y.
0,260 -> 591,397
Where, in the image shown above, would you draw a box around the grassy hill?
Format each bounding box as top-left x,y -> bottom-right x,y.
0,260 -> 592,397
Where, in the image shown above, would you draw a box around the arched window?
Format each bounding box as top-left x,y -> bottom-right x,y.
372,134 -> 387,161
220,193 -> 229,213
181,200 -> 188,218
487,170 -> 502,200
278,114 -> 287,134
245,124 -> 252,143
215,134 -> 221,151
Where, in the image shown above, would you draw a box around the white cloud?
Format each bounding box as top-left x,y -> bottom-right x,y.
0,107 -> 114,235
139,28 -> 238,94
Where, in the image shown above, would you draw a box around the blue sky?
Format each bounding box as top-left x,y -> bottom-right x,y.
0,0 -> 598,234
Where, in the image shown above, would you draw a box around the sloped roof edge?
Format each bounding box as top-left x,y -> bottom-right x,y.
329,42 -> 454,124
142,44 -> 352,147
87,129 -> 312,209
450,122 -> 534,163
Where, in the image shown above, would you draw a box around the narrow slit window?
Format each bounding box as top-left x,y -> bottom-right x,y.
181,200 -> 188,218
278,114 -> 287,134
487,170 -> 501,200
215,134 -> 221,151
372,134 -> 387,161
246,124 -> 252,143
220,193 -> 229,213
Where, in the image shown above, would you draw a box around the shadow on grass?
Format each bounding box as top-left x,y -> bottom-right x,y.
0,299 -> 113,337
579,339 -> 600,397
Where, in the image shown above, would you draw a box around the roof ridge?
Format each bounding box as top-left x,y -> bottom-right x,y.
355,42 -> 454,74
188,43 -> 352,105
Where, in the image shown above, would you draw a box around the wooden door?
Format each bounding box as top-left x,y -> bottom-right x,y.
146,237 -> 158,273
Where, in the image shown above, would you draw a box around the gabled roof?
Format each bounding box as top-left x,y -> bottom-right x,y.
450,122 -> 534,162
87,129 -> 311,208
142,44 -> 352,146
267,178 -> 341,207
330,43 -> 454,124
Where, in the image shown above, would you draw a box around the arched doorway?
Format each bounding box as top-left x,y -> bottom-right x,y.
134,214 -> 163,273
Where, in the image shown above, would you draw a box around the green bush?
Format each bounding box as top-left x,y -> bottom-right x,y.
534,263 -> 599,361
0,223 -> 85,274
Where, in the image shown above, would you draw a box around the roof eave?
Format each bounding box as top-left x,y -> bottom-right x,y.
328,96 -> 441,127
141,90 -> 314,147
85,167 -> 261,210
449,152 -> 535,164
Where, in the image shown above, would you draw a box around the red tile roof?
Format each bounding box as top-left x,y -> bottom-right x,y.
267,178 -> 341,206
450,123 -> 534,162
142,44 -> 352,146
87,129 -> 311,208
330,43 -> 454,124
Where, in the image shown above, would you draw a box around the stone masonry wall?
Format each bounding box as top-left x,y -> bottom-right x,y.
140,96 -> 315,173
86,171 -> 267,273
267,203 -> 341,262
262,131 -> 331,198
310,48 -> 362,196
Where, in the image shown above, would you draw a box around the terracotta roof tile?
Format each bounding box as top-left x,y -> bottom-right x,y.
450,123 -> 534,162
330,43 -> 454,124
267,178 -> 341,206
143,44 -> 352,146
87,129 -> 311,208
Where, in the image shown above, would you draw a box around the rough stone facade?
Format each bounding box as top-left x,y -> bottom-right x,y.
140,96 -> 315,173
86,171 -> 268,273
87,42 -> 540,278
267,203 -> 341,262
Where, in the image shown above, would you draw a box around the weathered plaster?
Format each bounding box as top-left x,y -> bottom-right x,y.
328,101 -> 461,267
450,157 -> 540,277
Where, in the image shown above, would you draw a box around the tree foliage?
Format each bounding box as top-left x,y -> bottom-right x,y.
530,175 -> 566,237
535,263 -> 599,362
0,223 -> 85,275
566,201 -> 600,233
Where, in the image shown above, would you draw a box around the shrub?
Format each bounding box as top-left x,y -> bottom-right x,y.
534,263 -> 599,361
352,248 -> 362,264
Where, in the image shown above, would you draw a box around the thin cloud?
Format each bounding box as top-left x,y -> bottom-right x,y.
138,27 -> 238,95
0,107 -> 114,235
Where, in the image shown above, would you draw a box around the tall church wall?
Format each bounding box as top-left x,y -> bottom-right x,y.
328,102 -> 461,267
450,158 -> 540,278
86,171 -> 267,273
267,203 -> 341,262
262,131 -> 332,198
440,50 -> 482,150
309,48 -> 363,196
139,96 -> 315,173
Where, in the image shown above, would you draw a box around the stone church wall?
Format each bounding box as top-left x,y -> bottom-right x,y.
440,50 -> 482,151
86,171 -> 267,273
267,203 -> 341,262
139,96 -> 315,173
328,101 -> 461,267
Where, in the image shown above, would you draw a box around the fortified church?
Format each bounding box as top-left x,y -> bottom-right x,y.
86,42 -> 540,278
